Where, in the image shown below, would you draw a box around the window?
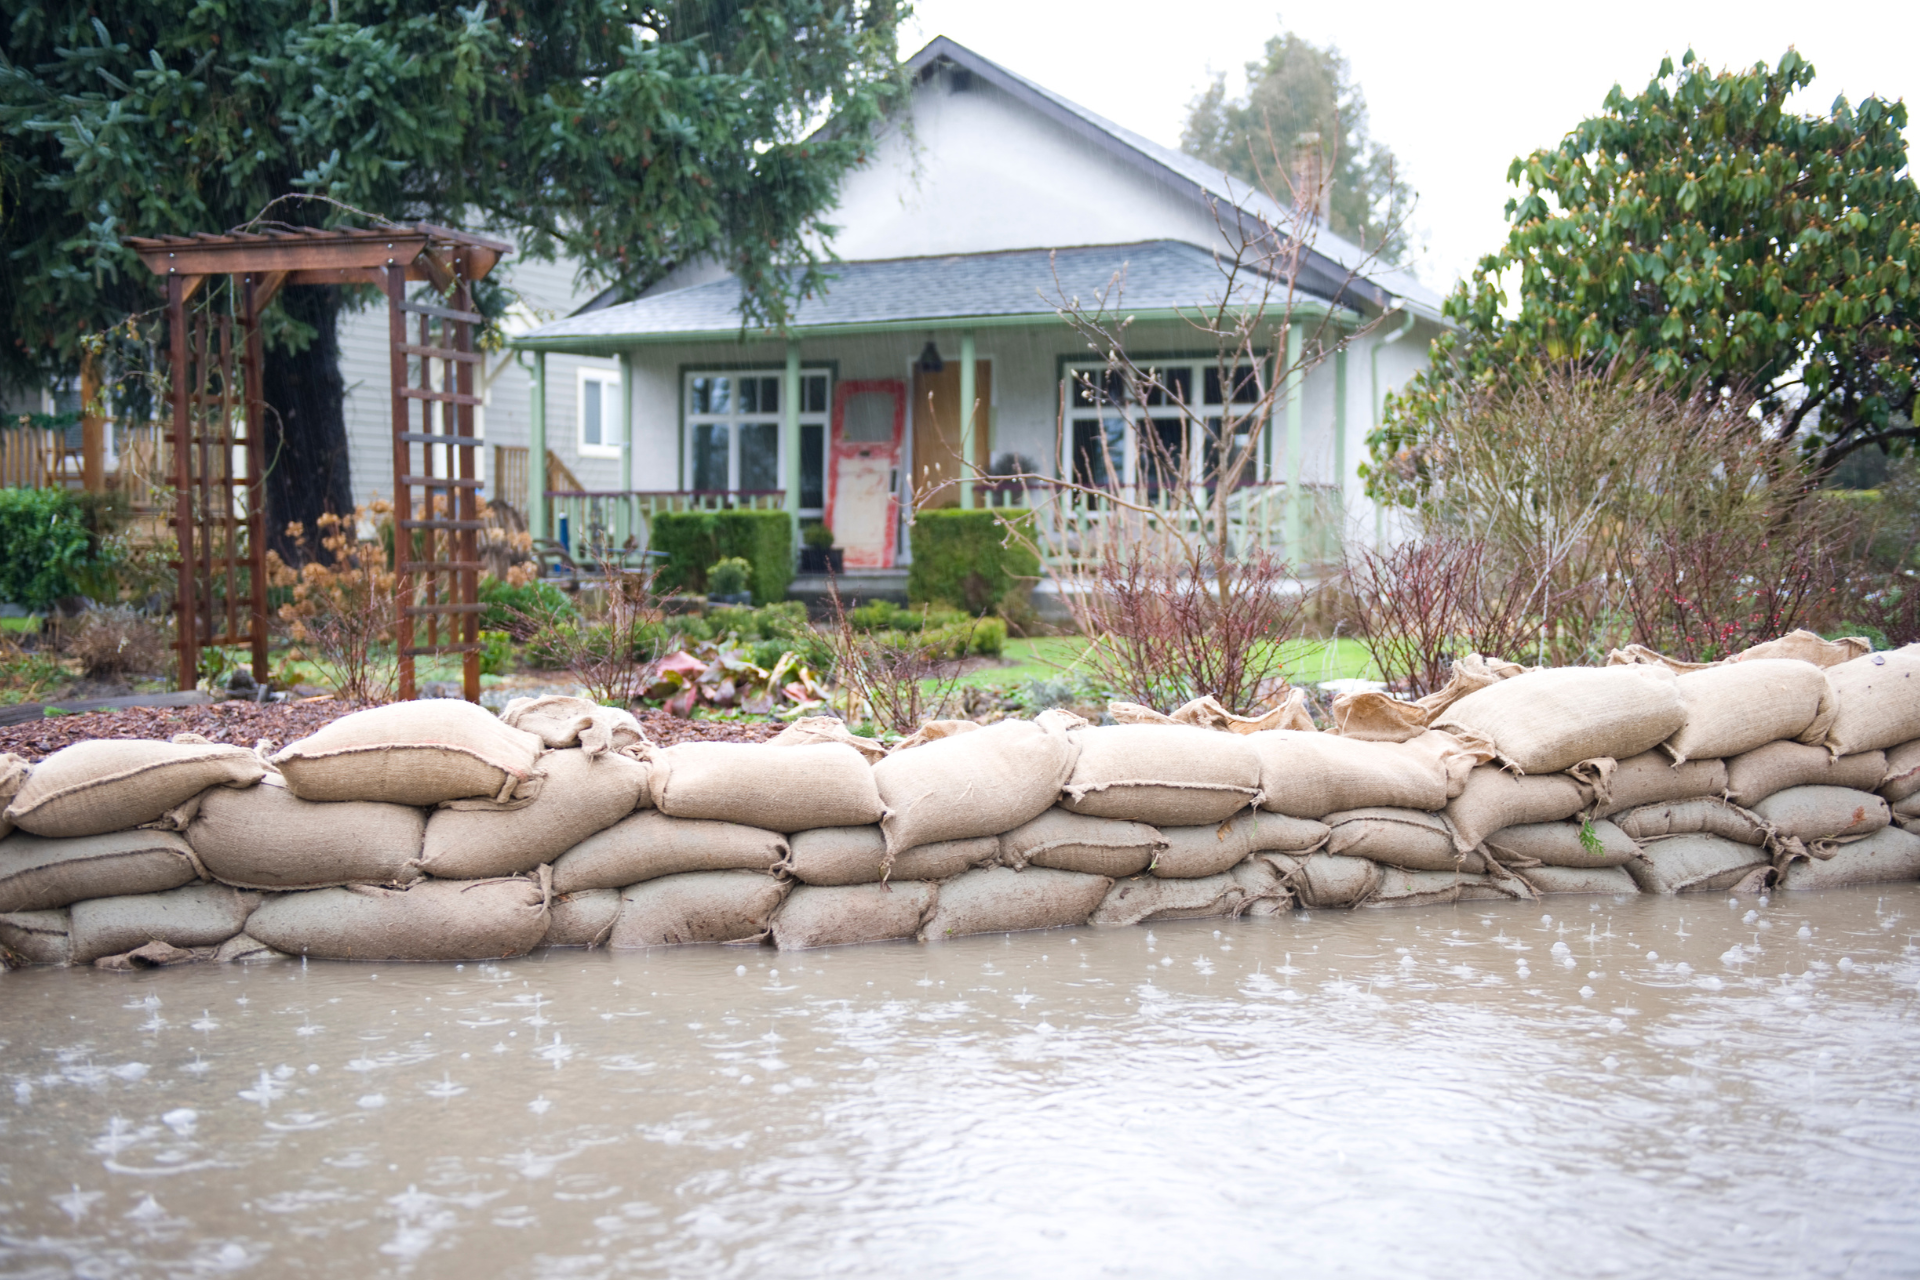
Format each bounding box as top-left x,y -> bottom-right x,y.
1063,359 -> 1265,491
577,366 -> 622,459
684,370 -> 831,512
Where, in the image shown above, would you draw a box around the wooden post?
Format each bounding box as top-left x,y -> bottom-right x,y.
168,276 -> 198,691
388,264 -> 415,701
241,275 -> 271,681
455,270 -> 480,703
80,351 -> 105,493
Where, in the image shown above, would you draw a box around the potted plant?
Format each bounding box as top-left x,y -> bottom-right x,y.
706,556 -> 754,606
799,522 -> 844,574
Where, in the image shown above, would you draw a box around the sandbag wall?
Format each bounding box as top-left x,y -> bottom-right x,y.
6,635 -> 1920,967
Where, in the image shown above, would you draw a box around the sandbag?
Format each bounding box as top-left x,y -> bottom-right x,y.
1750,786 -> 1889,841
0,908 -> 70,965
1733,630 -> 1871,668
1444,766 -> 1589,854
1060,724 -> 1263,825
649,741 -> 883,833
1108,693 -> 1312,734
1328,691 -> 1428,743
1613,798 -> 1767,846
1662,659 -> 1835,763
273,701 -> 543,806
783,826 -> 997,886
1826,647 -> 1920,756
1435,665 -> 1686,774
1363,867 -> 1514,909
1724,741 -> 1887,804
211,933 -> 283,964
1599,752 -> 1727,815
1324,808 -> 1485,873
0,829 -> 200,913
770,881 -> 938,950
5,739 -> 266,839
0,753 -> 28,839
549,811 -> 787,894
1517,865 -> 1639,896
919,866 -> 1111,941
1224,855 -> 1298,916
999,808 -> 1164,878
248,878 -> 548,961
418,749 -> 649,879
1251,730 -> 1479,818
609,871 -> 789,948
500,695 -> 643,757
69,883 -> 260,965
1245,811 -> 1331,854
1879,739 -> 1920,804
542,889 -> 622,948
1263,851 -> 1381,908
1091,873 -> 1249,926
1625,835 -> 1770,895
1412,653 -> 1529,720
1779,825 -> 1920,890
872,717 -> 1078,853
1152,812 -> 1258,879
188,780 -> 424,890
1483,819 -> 1640,867
768,716 -> 889,763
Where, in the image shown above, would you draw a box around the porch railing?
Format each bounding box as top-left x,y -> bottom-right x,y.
984,478 -> 1344,571
543,489 -> 786,565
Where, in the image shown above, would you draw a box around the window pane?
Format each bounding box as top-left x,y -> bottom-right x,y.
842,390 -> 895,443
1204,415 -> 1256,487
1143,367 -> 1192,407
739,422 -> 779,491
1072,417 -> 1125,488
1141,417 -> 1186,496
761,377 -> 780,414
800,423 -> 824,509
708,376 -> 730,414
693,423 -> 729,491
805,375 -> 828,414
691,377 -> 711,415
583,380 -> 602,446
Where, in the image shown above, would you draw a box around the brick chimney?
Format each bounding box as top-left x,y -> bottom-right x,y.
1291,131 -> 1332,225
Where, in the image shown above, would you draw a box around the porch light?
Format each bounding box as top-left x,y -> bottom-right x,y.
916,339 -> 944,374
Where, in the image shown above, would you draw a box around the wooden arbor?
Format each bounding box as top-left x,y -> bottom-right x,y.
127,224 -> 510,700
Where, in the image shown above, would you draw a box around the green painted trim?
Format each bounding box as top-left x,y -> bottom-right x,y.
529,350 -> 548,539
617,351 -> 635,544
958,329 -> 977,509
1283,324 -> 1304,556
1332,343 -> 1348,526
782,342 -> 801,526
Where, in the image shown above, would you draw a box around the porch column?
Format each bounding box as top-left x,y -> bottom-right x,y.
1331,341 -> 1348,535
958,328 -> 977,508
782,340 -> 801,538
1283,323 -> 1304,559
617,349 -> 634,547
528,350 -> 548,542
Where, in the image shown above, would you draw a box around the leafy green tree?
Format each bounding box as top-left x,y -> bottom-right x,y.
1181,30 -> 1412,263
1369,48 -> 1920,496
0,0 -> 905,543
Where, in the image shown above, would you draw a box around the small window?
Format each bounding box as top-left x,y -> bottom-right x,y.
683,368 -> 832,511
577,367 -> 622,459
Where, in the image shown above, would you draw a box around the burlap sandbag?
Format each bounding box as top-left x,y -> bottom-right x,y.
919,866 -> 1111,940
1880,739 -> 1920,803
770,881 -> 938,950
1329,691 -> 1429,743
1362,867 -> 1514,909
549,811 -> 787,894
768,716 -> 889,763
1662,659 -> 1836,764
0,908 -> 70,965
648,741 -> 882,833
1245,811 -> 1332,854
1613,798 -> 1767,846
1751,785 -> 1890,841
1251,729 -> 1481,819
1732,630 -> 1871,668
1324,808 -> 1485,873
1108,693 -> 1313,735
1826,646 -> 1920,756
1724,741 -> 1887,804
0,753 -> 28,840
1518,865 -> 1640,896
1483,820 -> 1640,867
419,748 -> 649,879
69,883 -> 260,965
542,888 -> 621,948
1434,664 -> 1686,775
1779,825 -> 1920,890
1060,724 -> 1262,825
782,826 -> 997,886
1412,653 -> 1529,720
189,780 -> 424,890
273,700 -> 543,806
1598,751 -> 1727,816
1262,851 -> 1381,908
872,717 -> 1078,853
1092,873 -> 1249,926
0,829 -> 200,912
1444,766 -> 1590,854
5,739 -> 266,839
1606,643 -> 1717,673
1152,812 -> 1257,879
501,694 -> 644,757
999,808 -> 1165,877
609,870 -> 789,947
1894,793 -> 1920,818
247,877 -> 548,960
1625,835 -> 1770,894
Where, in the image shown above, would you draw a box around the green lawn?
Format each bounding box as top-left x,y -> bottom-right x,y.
947,635 -> 1381,692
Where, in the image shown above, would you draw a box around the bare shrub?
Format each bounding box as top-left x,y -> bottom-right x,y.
826,584 -> 972,735
66,606 -> 170,679
521,560 -> 665,706
268,507 -> 398,705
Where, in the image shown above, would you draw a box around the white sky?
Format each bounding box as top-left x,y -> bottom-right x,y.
898,0 -> 1920,292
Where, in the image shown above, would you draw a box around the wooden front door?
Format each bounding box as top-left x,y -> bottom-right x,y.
910,360 -> 991,508
828,380 -> 906,569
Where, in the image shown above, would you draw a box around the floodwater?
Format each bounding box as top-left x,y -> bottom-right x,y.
4,888 -> 1920,1279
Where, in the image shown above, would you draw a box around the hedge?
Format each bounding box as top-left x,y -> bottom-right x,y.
907,508 -> 1039,613
0,487 -> 98,611
650,509 -> 793,605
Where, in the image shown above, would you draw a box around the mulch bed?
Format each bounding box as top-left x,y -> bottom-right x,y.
0,699 -> 785,762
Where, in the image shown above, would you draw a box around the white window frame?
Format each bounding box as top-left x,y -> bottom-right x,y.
1059,359 -> 1267,487
682,369 -> 831,504
576,364 -> 623,460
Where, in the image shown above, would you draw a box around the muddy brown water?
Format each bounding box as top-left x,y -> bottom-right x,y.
4,886 -> 1919,1278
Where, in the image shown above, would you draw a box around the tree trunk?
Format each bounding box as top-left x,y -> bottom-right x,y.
261,286 -> 353,563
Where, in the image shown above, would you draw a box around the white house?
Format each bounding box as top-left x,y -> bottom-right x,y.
509,35 -> 1445,580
